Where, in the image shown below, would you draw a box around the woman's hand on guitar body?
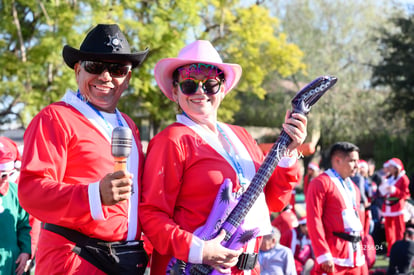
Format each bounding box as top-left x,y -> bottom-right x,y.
283,110 -> 308,154
202,230 -> 243,273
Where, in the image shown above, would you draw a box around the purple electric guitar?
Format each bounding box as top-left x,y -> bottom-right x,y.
167,76 -> 338,275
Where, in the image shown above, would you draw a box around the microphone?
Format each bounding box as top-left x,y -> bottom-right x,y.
111,126 -> 133,172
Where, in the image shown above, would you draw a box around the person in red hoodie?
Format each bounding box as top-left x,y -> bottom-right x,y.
378,157 -> 411,257
306,142 -> 367,275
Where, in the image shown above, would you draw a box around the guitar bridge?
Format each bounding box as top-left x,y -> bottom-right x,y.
236,252 -> 258,270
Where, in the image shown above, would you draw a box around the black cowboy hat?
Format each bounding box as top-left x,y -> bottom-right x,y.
62,24 -> 149,69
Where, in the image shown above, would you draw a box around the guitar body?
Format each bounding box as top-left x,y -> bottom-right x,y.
167,179 -> 260,275
167,76 -> 338,275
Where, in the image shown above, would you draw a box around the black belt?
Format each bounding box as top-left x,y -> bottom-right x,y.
43,223 -> 101,246
385,197 -> 400,206
236,252 -> 258,270
333,232 -> 362,243
42,223 -> 148,275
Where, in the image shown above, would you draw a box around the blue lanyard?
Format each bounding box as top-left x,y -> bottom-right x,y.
216,124 -> 246,185
182,112 -> 247,186
76,90 -> 124,128
331,169 -> 357,208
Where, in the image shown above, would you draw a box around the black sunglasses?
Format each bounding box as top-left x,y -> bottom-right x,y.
1,171 -> 14,180
178,78 -> 222,95
81,61 -> 131,77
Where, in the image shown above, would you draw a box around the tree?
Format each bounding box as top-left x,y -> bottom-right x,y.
371,13 -> 414,130
0,0 -> 306,141
255,0 -> 404,151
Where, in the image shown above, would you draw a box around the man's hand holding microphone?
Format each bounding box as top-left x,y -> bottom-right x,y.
100,126 -> 133,205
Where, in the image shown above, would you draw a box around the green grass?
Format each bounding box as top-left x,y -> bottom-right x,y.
373,257 -> 389,268
370,255 -> 389,274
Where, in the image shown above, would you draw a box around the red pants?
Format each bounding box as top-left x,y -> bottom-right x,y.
384,214 -> 405,256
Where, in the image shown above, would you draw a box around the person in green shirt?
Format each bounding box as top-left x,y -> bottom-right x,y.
0,137 -> 31,275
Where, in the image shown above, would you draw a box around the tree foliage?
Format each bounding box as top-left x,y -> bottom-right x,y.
0,0 -> 306,140
371,13 -> 414,130
255,0 -> 406,151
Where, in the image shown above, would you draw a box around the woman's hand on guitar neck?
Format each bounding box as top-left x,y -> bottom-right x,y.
283,110 -> 308,155
202,230 -> 243,273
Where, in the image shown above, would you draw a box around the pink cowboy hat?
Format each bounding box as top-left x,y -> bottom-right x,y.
154,40 -> 242,101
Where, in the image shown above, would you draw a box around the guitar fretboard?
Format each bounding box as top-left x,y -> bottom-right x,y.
224,131 -> 291,236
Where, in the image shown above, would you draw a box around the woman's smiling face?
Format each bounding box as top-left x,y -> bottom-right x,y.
172,64 -> 225,123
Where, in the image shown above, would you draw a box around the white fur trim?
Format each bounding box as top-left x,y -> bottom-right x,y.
380,209 -> 405,217
0,162 -> 14,171
14,161 -> 21,169
88,181 -> 105,220
316,252 -> 333,264
189,235 -> 204,264
388,159 -> 402,171
278,156 -> 297,168
308,163 -> 319,171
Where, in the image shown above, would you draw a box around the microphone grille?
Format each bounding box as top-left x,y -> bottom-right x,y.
111,126 -> 133,157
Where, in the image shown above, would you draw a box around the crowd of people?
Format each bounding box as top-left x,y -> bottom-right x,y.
264,146 -> 412,275
0,23 -> 413,275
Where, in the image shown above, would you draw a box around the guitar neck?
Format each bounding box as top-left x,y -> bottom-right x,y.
224,130 -> 292,235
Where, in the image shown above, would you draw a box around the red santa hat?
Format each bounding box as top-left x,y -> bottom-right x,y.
387,157 -> 404,171
0,137 -> 21,171
308,162 -> 320,172
358,159 -> 368,170
298,216 -> 307,225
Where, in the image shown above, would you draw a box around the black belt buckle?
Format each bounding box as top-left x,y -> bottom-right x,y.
236,252 -> 258,270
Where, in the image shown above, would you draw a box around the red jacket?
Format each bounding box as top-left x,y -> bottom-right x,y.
379,171 -> 410,216
140,122 -> 299,274
19,96 -> 145,274
306,170 -> 365,267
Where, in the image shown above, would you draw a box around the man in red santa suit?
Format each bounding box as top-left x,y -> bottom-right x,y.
18,24 -> 149,275
378,157 -> 410,257
306,142 -> 368,275
272,204 -> 299,235
280,216 -> 314,275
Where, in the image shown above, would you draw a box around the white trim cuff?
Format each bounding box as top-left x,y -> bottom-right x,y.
88,181 -> 105,220
188,235 -> 204,264
278,155 -> 297,168
316,252 -> 333,264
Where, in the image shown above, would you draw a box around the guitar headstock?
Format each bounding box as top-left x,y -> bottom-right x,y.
291,76 -> 337,115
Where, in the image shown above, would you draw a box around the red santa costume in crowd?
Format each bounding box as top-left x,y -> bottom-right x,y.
0,136 -> 41,268
140,114 -> 300,275
271,204 -> 299,234
280,217 -> 313,274
378,158 -> 410,257
18,91 -> 145,274
306,169 -> 366,275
